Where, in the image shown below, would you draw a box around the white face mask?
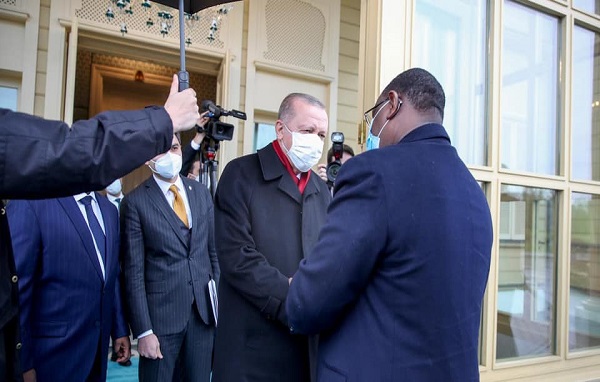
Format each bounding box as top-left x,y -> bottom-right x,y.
150,151 -> 182,180
282,123 -> 324,173
106,179 -> 122,195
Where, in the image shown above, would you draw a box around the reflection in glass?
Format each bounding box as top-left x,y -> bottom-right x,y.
569,193 -> 600,351
254,123 -> 276,152
496,185 -> 558,360
414,0 -> 488,166
573,0 -> 600,16
478,181 -> 488,365
572,26 -> 600,182
501,1 -> 559,175
0,86 -> 18,111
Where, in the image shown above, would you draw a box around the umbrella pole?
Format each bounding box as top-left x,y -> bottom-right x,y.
178,0 -> 189,91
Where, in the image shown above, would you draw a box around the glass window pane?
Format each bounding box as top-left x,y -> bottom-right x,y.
496,185 -> 558,361
572,26 -> 600,182
501,1 -> 560,175
573,0 -> 600,16
0,86 -> 18,111
413,0 -> 488,166
254,123 -> 276,152
478,181 -> 488,365
569,192 -> 600,351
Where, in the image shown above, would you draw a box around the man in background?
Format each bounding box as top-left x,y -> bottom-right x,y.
104,177 -> 132,368
105,178 -> 125,213
0,74 -> 199,382
212,93 -> 331,381
181,112 -> 209,179
317,143 -> 355,189
286,68 -> 493,381
122,133 -> 219,382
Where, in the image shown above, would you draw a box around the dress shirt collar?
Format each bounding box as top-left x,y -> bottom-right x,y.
74,192 -> 99,204
107,193 -> 124,203
153,174 -> 185,197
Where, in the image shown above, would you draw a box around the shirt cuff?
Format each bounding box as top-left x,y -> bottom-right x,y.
191,140 -> 201,150
137,329 -> 153,339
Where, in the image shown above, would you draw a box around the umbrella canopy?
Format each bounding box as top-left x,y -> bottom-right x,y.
151,0 -> 238,90
151,0 -> 238,14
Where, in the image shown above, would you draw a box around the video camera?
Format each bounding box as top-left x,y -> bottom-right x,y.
326,132 -> 344,186
198,100 -> 247,141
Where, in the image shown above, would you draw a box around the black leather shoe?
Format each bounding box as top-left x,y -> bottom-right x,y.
118,360 -> 132,367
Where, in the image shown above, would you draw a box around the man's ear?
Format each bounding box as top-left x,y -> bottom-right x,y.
275,120 -> 285,140
388,90 -> 402,119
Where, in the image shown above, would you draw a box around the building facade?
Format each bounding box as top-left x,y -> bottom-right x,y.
1,0 -> 599,380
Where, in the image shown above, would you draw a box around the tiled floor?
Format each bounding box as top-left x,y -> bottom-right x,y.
106,350 -> 138,382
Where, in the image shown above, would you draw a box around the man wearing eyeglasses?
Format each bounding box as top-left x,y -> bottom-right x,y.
212,93 -> 331,382
286,68 -> 493,382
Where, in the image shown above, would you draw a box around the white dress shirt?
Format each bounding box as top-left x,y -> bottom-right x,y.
73,192 -> 106,279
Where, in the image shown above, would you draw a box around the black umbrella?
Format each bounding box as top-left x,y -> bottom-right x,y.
152,0 -> 238,90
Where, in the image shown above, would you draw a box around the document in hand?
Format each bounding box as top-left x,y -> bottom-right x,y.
208,278 -> 218,326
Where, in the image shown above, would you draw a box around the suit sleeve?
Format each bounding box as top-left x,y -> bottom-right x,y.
214,161 -> 290,325
180,142 -> 200,177
120,196 -> 152,338
285,157 -> 388,334
0,107 -> 173,199
111,221 -> 129,341
6,200 -> 42,372
205,191 -> 220,286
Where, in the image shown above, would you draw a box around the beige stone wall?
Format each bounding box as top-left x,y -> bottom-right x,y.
34,0 -> 49,116
337,0 -> 360,151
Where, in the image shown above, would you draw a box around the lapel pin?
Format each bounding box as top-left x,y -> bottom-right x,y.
188,186 -> 192,190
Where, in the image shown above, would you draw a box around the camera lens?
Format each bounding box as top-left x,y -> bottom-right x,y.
326,161 -> 341,184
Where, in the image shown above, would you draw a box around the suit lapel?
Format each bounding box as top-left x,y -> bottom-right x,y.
278,176 -> 302,204
57,197 -> 104,281
182,178 -> 199,250
258,144 -> 302,204
302,173 -> 320,200
182,178 -> 198,228
145,178 -> 189,248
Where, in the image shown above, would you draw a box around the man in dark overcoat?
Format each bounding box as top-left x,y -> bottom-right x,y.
212,93 -> 331,382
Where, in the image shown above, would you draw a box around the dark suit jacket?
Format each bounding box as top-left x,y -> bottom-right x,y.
7,194 -> 128,382
121,176 -> 219,338
0,106 -> 173,381
212,143 -> 331,382
286,124 -> 493,382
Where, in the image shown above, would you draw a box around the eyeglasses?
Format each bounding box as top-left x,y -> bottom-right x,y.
363,99 -> 387,126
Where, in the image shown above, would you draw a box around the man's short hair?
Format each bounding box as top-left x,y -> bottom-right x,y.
278,93 -> 326,122
327,144 -> 355,164
382,68 -> 446,120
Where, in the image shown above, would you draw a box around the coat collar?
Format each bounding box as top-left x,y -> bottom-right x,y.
257,143 -> 322,204
399,123 -> 451,145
